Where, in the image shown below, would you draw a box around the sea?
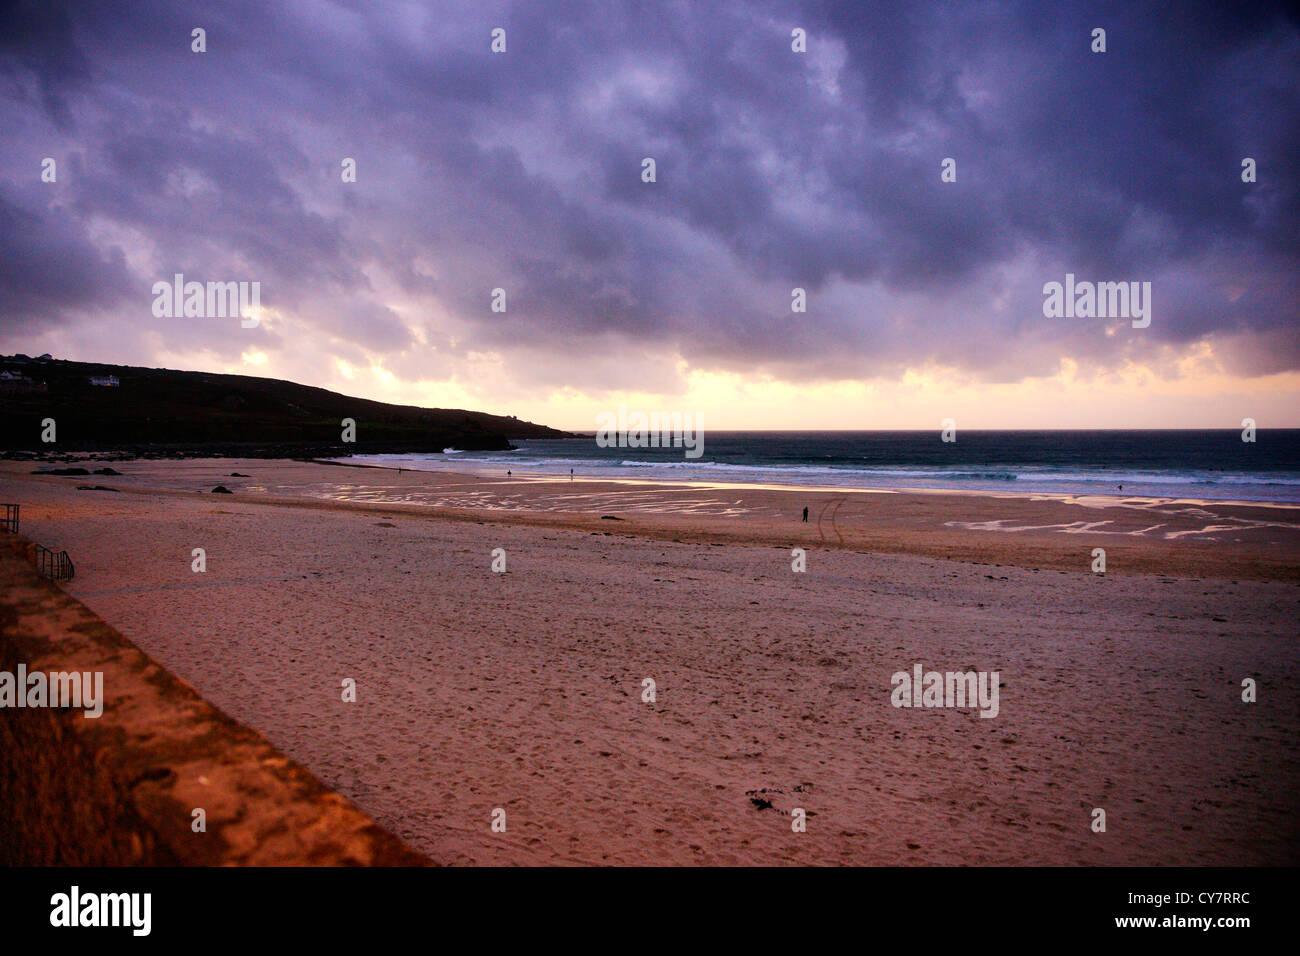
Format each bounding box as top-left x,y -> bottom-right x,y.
350,430 -> 1300,503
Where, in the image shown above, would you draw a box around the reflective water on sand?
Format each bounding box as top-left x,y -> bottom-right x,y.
243,481 -> 759,517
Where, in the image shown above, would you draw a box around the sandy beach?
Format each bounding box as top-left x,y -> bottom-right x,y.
3,457 -> 1298,865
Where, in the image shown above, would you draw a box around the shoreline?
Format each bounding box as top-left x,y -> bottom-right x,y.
4,457 -> 1299,582
318,455 -> 1300,512
11,439 -> 1299,507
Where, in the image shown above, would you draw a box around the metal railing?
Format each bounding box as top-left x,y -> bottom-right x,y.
34,543 -> 74,581
0,506 -> 74,581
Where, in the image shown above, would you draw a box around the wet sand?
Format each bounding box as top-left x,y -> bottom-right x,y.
3,458 -> 1298,864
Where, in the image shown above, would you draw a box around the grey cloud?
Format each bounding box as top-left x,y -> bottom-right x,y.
0,0 -> 1296,388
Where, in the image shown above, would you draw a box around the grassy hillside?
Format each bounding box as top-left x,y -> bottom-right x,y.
0,356 -> 570,456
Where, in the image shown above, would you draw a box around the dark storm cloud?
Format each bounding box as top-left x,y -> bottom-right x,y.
0,185 -> 135,324
0,0 -> 1296,387
0,0 -> 89,127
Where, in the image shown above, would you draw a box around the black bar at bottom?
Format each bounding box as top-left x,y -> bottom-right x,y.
0,865 -> 1274,943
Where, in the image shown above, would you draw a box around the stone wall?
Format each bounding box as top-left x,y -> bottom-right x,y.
0,535 -> 429,866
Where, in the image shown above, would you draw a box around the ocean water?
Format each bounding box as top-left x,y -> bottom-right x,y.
352,430 -> 1300,503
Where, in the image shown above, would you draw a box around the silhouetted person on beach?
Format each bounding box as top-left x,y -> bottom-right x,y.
802,506 -> 809,522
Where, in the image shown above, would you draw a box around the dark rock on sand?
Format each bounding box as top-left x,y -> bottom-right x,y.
211,485 -> 233,494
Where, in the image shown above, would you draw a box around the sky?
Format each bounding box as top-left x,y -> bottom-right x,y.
1,0 -> 1297,430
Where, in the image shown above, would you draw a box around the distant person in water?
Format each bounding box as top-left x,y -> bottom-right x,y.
570,468 -> 574,481
507,470 -> 511,476
802,506 -> 809,522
